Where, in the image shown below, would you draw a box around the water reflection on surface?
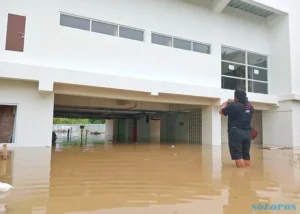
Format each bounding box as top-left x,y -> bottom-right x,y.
1,143 -> 300,214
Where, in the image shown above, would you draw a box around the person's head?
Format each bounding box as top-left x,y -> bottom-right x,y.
234,89 -> 248,104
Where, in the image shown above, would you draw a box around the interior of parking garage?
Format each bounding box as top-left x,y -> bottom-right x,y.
53,94 -> 204,146
52,93 -> 263,146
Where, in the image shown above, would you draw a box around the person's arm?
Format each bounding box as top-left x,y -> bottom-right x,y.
251,105 -> 255,129
219,101 -> 233,116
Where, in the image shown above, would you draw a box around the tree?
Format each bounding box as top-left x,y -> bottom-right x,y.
53,118 -> 105,124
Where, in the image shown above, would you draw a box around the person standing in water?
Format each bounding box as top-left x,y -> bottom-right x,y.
219,89 -> 254,168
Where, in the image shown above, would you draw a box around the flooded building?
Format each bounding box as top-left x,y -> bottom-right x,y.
0,0 -> 299,148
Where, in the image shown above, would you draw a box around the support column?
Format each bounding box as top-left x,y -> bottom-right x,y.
202,105 -> 221,145
112,119 -> 118,142
160,114 -> 167,143
125,119 -> 133,142
104,120 -> 114,142
262,100 -> 300,148
137,117 -> 150,142
201,106 -> 222,183
166,113 -> 176,143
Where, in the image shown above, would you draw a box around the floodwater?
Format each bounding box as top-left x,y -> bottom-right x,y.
1,143 -> 300,214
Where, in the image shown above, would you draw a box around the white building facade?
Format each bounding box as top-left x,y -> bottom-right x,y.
0,0 -> 299,147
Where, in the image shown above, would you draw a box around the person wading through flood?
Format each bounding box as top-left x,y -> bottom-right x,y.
219,89 -> 254,168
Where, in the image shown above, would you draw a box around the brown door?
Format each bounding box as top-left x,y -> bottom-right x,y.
5,13 -> 26,52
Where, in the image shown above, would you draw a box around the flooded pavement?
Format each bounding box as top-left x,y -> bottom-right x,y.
1,143 -> 300,214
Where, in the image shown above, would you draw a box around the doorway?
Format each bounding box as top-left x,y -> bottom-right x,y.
0,105 -> 17,143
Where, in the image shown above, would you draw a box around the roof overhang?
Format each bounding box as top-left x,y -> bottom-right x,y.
212,0 -> 287,19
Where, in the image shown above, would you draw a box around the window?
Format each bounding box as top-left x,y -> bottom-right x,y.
222,77 -> 246,91
60,14 -> 90,31
59,13 -> 144,42
222,47 -> 245,64
221,46 -> 268,94
91,21 -> 118,36
119,26 -> 144,41
151,32 -> 210,54
174,38 -> 191,51
193,42 -> 210,54
152,34 -> 172,47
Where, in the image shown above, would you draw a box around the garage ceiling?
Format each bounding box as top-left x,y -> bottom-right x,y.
54,105 -> 190,120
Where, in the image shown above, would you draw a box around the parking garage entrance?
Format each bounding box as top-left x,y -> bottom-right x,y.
52,94 -> 204,146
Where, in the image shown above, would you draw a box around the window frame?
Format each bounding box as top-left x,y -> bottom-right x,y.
59,13 -> 91,31
91,19 -> 118,36
151,31 -> 211,54
151,32 -> 173,47
221,45 -> 269,94
59,12 -> 145,42
118,24 -> 145,42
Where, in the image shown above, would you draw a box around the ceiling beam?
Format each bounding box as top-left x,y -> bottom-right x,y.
212,0 -> 231,13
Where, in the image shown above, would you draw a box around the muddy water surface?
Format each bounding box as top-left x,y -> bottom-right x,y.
1,143 -> 300,214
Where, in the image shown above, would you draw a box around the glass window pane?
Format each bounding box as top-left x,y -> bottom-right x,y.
222,62 -> 246,78
248,52 -> 267,68
119,26 -> 144,41
91,20 -> 118,36
222,77 -> 246,91
151,34 -> 172,47
193,42 -> 210,54
60,14 -> 90,31
173,38 -> 191,51
248,81 -> 268,94
248,67 -> 268,81
221,47 -> 246,64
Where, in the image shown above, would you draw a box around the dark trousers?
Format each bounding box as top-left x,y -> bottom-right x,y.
228,127 -> 251,160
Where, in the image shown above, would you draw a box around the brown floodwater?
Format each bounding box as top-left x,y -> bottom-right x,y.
1,142 -> 300,214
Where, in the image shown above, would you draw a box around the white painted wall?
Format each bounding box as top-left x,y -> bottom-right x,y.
292,102 -> 300,147
202,106 -> 221,145
267,16 -> 292,95
0,0 -> 270,89
262,101 -> 294,147
288,1 -> 300,94
0,79 -> 54,147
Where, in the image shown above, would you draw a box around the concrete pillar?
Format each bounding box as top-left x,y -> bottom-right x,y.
160,114 -> 167,142
166,113 -> 176,143
125,119 -> 133,142
104,120 -> 114,142
137,117 -> 149,142
202,105 -> 221,145
150,119 -> 160,142
262,100 -> 300,148
113,119 -> 118,141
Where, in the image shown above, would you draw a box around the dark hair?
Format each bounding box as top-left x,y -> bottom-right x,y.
234,89 -> 248,105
